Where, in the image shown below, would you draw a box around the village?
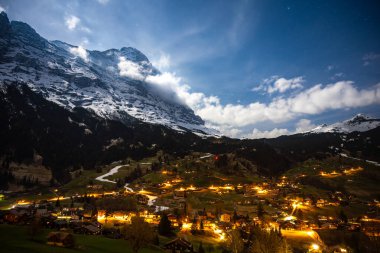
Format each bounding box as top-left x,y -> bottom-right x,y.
0,153 -> 379,253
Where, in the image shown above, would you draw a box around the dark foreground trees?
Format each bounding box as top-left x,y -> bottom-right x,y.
123,216 -> 154,253
249,225 -> 291,253
225,224 -> 292,253
158,213 -> 172,236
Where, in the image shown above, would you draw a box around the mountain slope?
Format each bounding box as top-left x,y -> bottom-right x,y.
0,82 -> 213,182
0,12 -> 215,135
309,114 -> 380,133
0,82 -> 295,183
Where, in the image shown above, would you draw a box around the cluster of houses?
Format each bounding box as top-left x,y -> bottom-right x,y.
1,163 -> 379,251
0,201 -> 102,235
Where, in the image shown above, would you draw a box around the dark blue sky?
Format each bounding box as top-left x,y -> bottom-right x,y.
1,0 -> 380,137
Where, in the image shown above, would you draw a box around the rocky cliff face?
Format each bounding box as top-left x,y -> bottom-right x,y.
0,12 -> 215,135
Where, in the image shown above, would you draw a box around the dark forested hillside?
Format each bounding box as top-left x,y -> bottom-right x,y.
1,82 -> 379,184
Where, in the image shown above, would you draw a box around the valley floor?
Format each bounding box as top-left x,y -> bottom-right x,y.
0,224 -> 162,253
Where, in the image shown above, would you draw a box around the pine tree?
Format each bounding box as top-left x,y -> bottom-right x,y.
158,213 -> 172,236
153,234 -> 159,246
339,209 -> 348,224
55,197 -> 61,208
198,242 -> 205,253
257,202 -> 264,221
233,210 -> 238,223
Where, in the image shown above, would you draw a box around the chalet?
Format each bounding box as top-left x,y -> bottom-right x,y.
86,184 -> 103,190
163,238 -> 194,253
220,213 -> 231,222
174,190 -> 186,199
47,231 -> 75,248
54,219 -> 68,229
78,224 -> 101,235
35,208 -> 49,217
136,194 -> 149,205
5,209 -> 30,223
321,222 -> 337,230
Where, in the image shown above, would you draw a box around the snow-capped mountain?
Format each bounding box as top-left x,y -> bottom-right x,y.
309,114 -> 380,133
0,12 -> 216,135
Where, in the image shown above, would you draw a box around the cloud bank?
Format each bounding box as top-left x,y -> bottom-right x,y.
197,81 -> 380,128
65,15 -> 80,30
69,45 -> 89,62
64,15 -> 91,33
252,76 -> 304,94
118,57 -> 145,80
115,57 -> 380,138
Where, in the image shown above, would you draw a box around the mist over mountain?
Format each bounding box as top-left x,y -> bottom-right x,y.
0,12 -> 215,136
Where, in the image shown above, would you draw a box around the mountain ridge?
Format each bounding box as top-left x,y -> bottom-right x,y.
308,114 -> 380,134
0,11 -> 216,136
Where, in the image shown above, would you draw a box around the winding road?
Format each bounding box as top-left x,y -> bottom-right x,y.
95,164 -> 168,211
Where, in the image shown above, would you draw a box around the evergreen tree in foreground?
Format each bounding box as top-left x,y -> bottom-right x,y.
158,213 -> 172,236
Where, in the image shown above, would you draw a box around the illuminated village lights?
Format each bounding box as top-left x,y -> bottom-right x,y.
187,185 -> 196,191
319,167 -> 363,178
16,200 -> 31,205
252,185 -> 269,195
162,182 -> 173,188
309,243 -> 320,252
172,179 -> 183,184
207,184 -> 234,192
343,167 -> 363,175
181,222 -> 192,231
284,215 -> 297,221
210,223 -> 226,241
208,185 -> 218,190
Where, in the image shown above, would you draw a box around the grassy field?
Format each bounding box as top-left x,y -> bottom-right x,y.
285,156 -> 380,199
0,224 -> 163,253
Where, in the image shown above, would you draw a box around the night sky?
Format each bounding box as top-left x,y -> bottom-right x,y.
1,0 -> 379,137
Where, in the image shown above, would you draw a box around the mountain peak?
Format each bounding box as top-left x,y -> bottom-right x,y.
0,11 -> 9,22
0,15 -> 216,136
9,20 -> 48,49
120,46 -> 149,62
309,114 -> 380,134
347,113 -> 371,124
0,11 -> 10,36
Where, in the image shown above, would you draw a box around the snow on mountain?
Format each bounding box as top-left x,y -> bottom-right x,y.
309,114 -> 380,133
0,12 -> 217,136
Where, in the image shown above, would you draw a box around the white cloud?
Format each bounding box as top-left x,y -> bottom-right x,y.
118,57 -> 144,80
196,81 -> 380,128
64,15 -> 91,33
295,119 -> 316,133
330,72 -> 344,80
0,5 -> 6,12
363,53 -> 380,61
97,0 -> 110,4
152,53 -> 171,70
114,58 -> 380,137
242,118 -> 316,139
251,84 -> 265,92
246,128 -> 290,139
69,45 -> 89,62
145,72 -> 218,107
363,52 -> 380,66
65,15 -> 80,30
251,76 -> 304,94
80,26 -> 92,33
267,76 -> 304,94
